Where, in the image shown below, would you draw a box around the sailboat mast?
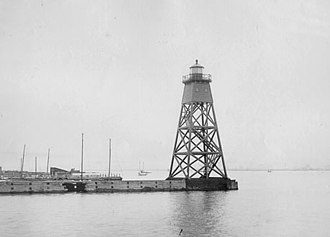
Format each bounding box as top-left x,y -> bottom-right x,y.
20,144 -> 26,178
46,148 -> 50,174
108,138 -> 111,177
35,156 -> 37,178
81,133 -> 84,181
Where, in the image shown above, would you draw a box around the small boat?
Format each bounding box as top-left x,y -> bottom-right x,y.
138,161 -> 151,176
138,171 -> 149,176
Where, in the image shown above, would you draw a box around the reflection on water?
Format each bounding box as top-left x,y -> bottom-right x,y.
170,192 -> 228,236
1,171 -> 330,236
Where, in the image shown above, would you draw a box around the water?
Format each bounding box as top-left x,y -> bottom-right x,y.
1,171 -> 329,236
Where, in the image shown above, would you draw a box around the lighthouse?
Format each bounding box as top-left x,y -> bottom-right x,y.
167,60 -> 238,190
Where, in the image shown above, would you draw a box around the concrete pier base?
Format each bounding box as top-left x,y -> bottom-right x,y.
1,178 -> 238,194
185,178 -> 238,191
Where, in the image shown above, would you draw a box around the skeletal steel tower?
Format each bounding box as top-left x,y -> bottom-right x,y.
168,60 -> 228,180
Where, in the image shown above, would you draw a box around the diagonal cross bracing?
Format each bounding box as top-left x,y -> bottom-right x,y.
168,100 -> 228,179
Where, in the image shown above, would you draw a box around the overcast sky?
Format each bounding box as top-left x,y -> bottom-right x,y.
1,0 -> 330,173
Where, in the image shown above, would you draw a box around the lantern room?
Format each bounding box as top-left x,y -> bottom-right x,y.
190,60 -> 204,74
182,60 -> 212,84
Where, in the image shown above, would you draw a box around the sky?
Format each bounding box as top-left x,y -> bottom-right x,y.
1,0 -> 330,173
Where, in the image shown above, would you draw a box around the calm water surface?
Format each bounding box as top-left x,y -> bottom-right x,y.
1,171 -> 329,236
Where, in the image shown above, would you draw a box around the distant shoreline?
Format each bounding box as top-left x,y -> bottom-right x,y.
228,168 -> 330,172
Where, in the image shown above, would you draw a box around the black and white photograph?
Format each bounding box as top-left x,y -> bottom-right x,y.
0,0 -> 329,236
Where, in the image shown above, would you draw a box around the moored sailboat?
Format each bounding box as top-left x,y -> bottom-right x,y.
138,161 -> 151,176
